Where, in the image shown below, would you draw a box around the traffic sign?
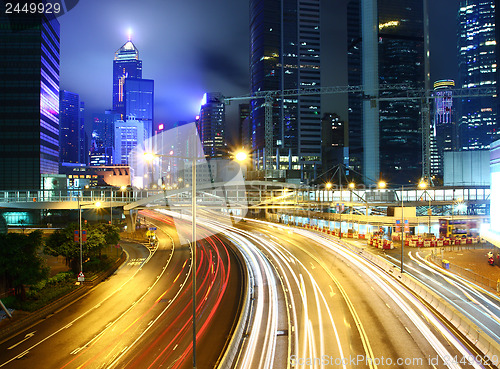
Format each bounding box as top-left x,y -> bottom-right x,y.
78,272 -> 85,282
149,227 -> 157,231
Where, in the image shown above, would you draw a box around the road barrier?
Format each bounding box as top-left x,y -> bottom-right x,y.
216,238 -> 253,369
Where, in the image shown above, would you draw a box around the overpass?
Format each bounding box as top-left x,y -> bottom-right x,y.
0,183 -> 490,230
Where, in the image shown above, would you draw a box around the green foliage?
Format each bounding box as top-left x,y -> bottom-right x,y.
45,223 -> 121,273
0,230 -> 49,298
3,271 -> 78,312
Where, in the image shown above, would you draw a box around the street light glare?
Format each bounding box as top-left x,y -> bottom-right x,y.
95,201 -> 102,208
378,181 -> 386,189
418,180 -> 427,189
144,152 -> 155,162
349,182 -> 355,189
325,182 -> 332,189
235,151 -> 248,162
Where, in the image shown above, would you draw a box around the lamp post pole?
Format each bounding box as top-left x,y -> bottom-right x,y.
191,136 -> 197,369
401,185 -> 404,273
78,195 -> 83,277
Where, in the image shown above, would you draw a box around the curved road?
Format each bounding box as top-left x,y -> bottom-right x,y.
0,209 -> 242,369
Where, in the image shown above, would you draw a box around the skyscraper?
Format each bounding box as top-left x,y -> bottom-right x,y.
113,39 -> 142,118
114,116 -> 146,165
431,80 -> 456,178
124,78 -> 154,138
457,0 -> 497,150
0,13 -> 60,189
249,0 -> 321,181
90,111 -> 120,166
347,0 -> 426,184
59,90 -> 81,165
198,93 -> 226,158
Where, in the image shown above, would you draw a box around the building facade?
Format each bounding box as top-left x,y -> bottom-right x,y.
249,0 -> 321,182
59,90 -> 81,165
347,0 -> 426,185
457,0 -> 498,151
198,93 -> 226,158
0,13 -> 60,189
113,39 -> 142,118
124,78 -> 154,138
321,113 -> 345,175
431,80 -> 456,178
114,117 -> 146,165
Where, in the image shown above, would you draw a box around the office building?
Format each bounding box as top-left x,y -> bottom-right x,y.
457,0 -> 498,150
198,92 -> 226,158
0,12 -> 60,189
114,116 -> 146,165
321,113 -> 345,175
59,90 -> 81,165
240,104 -> 252,150
113,38 -> 142,118
431,80 -> 456,178
79,101 -> 88,164
347,0 -> 426,184
90,111 -> 120,166
124,78 -> 154,138
249,0 -> 321,181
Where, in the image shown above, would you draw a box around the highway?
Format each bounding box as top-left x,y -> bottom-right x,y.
192,213 -> 495,369
378,245 -> 500,344
0,209 -> 242,369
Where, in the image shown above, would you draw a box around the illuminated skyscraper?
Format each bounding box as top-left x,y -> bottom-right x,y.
113,39 -> 142,118
198,93 -> 226,158
249,0 -> 321,181
124,78 -> 154,138
431,80 -> 456,177
457,0 -> 498,150
347,0 -> 427,184
59,90 -> 81,164
0,13 -> 60,189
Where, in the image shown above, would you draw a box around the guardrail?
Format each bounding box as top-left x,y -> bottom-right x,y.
216,235 -> 254,369
329,236 -> 500,364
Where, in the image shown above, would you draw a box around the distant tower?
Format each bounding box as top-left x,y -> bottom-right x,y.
249,0 -> 321,181
347,0 -> 427,184
113,38 -> 142,118
431,80 -> 455,178
457,0 -> 497,150
124,78 -> 154,138
321,113 -> 345,174
114,116 -> 146,165
59,90 -> 81,164
198,93 -> 226,158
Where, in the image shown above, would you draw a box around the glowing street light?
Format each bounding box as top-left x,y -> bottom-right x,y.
378,180 -> 386,189
78,200 -> 101,282
234,150 -> 248,162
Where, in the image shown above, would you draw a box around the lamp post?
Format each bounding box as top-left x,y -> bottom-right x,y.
144,146 -> 248,369
78,196 -> 101,281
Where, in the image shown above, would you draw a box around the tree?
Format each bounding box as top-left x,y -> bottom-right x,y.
45,223 -> 120,273
0,231 -> 49,299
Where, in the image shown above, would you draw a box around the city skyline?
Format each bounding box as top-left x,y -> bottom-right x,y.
59,0 -> 461,128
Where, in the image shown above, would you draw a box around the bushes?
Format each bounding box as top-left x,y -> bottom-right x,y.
3,271 -> 78,312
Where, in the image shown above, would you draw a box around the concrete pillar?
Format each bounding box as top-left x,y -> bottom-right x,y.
124,209 -> 138,233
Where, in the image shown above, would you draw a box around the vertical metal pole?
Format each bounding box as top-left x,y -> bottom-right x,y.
401,185 -> 404,273
79,195 -> 83,275
110,190 -> 113,225
192,135 -> 197,369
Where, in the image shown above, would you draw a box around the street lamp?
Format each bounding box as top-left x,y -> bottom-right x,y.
143,145 -> 247,369
418,180 -> 432,234
78,198 -> 101,282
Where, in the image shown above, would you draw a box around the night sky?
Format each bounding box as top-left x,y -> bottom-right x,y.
58,0 -> 460,137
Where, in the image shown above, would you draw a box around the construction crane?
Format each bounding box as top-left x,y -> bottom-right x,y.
224,84 -> 496,181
